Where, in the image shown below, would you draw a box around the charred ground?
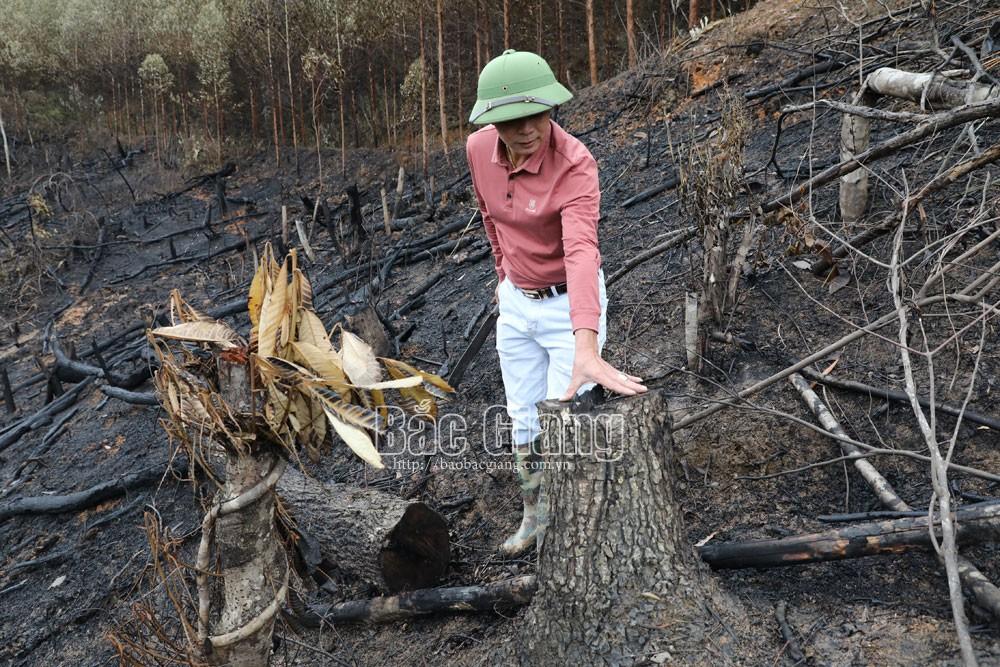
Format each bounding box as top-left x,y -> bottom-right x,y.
2,0 -> 1000,665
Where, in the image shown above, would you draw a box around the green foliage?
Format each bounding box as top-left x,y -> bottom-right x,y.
138,53 -> 174,97
193,0 -> 230,101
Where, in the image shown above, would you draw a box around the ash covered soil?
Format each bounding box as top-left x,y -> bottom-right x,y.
2,0 -> 1000,665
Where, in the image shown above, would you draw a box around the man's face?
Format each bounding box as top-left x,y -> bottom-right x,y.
494,110 -> 551,161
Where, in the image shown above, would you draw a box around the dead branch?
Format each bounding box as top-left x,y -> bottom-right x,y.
699,502 -> 1000,570
790,372 -> 906,511
890,218 -> 977,665
620,174 -> 680,208
0,377 -> 95,454
297,575 -> 538,626
100,385 -> 158,405
764,95 -> 1000,214
0,458 -> 183,523
797,366 -> 1000,431
606,227 -> 695,286
775,601 -> 806,664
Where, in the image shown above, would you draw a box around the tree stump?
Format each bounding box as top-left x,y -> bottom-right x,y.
277,467 -> 450,593
517,390 -> 739,666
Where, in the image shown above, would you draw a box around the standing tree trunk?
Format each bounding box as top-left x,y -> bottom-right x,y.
283,0 -> 299,172
536,0 -> 543,55
514,390 -> 739,664
266,23 -> 280,166
503,0 -> 510,49
419,7 -> 430,178
474,0 -> 483,74
689,0 -> 701,29
586,0 -> 598,86
557,0 -> 565,81
626,0 -> 637,68
205,356 -> 288,667
436,0 -> 449,157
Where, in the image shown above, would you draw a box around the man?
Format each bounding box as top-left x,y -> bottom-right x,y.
466,50 -> 647,557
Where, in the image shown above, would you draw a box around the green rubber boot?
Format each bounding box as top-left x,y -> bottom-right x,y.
500,438 -> 545,557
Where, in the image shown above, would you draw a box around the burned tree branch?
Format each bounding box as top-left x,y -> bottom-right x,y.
298,575 -> 538,626
699,502 -> 1000,570
0,459 -> 183,524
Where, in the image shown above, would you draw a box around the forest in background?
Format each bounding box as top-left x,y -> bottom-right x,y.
0,0 -> 753,176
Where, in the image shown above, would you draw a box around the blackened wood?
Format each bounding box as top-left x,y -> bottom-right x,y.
1,365 -> 14,413
798,366 -> 1000,432
100,385 -> 158,405
0,377 -> 94,453
0,458 -> 184,523
300,575 -> 537,626
621,174 -> 679,208
699,502 -> 1000,569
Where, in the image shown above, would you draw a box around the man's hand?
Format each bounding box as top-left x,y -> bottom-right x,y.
559,329 -> 647,400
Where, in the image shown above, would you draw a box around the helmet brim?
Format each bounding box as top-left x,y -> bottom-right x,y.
469,81 -> 573,125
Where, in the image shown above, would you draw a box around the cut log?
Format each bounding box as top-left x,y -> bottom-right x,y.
514,389 -> 742,664
277,467 -> 450,594
699,501 -> 1000,569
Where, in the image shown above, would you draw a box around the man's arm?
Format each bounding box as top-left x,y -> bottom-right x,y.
559,155 -> 647,399
467,143 -> 505,283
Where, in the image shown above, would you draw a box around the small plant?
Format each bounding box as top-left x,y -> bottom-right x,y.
112,243 -> 452,666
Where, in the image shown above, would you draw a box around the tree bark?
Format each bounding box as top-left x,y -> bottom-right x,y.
436,0 -> 449,156
689,0 -> 701,29
277,467 -> 450,593
419,7 -> 429,178
207,356 -> 286,667
586,0 -> 598,86
503,0 -> 510,50
626,0 -> 637,68
516,390 -> 738,665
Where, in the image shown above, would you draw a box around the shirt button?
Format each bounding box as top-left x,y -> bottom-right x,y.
506,193 -> 512,199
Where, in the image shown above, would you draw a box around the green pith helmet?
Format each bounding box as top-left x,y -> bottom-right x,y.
469,49 -> 573,125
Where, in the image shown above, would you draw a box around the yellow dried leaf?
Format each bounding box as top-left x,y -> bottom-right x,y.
341,330 -> 381,386
151,321 -> 241,348
324,407 -> 384,469
258,255 -> 289,358
291,341 -> 349,388
297,309 -> 332,350
380,357 -> 454,398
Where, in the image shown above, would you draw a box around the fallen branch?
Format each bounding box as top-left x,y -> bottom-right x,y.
0,377 -> 95,454
607,227 -> 695,286
298,575 -> 538,626
775,601 -> 805,664
0,458 -> 184,524
100,385 -> 158,406
797,366 -> 1000,431
763,95 -> 1000,214
620,174 -> 680,208
699,502 -> 1000,569
791,372 -> 1000,620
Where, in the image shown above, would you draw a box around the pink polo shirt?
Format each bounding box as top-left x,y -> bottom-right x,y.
466,120 -> 602,332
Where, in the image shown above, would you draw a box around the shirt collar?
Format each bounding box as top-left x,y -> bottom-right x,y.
490,120 -> 554,175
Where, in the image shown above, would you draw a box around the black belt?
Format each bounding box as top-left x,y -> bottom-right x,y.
518,283 -> 568,300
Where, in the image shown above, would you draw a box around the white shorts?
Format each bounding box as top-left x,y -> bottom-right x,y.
495,270 -> 608,446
